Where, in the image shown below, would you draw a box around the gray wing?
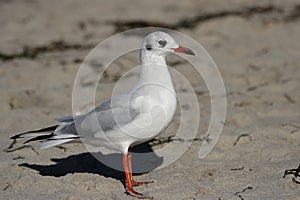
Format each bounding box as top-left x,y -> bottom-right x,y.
11,94 -> 142,150
55,94 -> 141,137
55,115 -> 84,123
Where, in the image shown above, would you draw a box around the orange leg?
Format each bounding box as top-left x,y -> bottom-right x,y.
123,153 -> 146,198
123,153 -> 153,199
127,152 -> 153,187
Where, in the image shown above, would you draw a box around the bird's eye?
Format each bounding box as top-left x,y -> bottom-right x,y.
157,39 -> 167,47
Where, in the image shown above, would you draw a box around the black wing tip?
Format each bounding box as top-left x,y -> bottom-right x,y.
10,134 -> 24,140
23,133 -> 54,144
10,125 -> 58,140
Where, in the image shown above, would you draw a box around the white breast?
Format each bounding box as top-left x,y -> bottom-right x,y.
139,86 -> 177,132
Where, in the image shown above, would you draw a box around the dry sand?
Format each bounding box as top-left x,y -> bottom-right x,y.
0,0 -> 300,199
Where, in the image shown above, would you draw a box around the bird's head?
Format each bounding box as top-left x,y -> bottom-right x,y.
141,31 -> 195,56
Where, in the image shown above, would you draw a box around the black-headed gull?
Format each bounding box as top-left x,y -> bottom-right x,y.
11,31 -> 195,198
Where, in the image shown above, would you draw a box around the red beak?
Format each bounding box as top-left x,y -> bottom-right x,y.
171,45 -> 195,55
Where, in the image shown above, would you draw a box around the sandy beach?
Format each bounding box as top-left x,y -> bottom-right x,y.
1,0 -> 300,199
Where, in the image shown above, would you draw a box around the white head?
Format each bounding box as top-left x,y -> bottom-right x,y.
141,31 -> 195,57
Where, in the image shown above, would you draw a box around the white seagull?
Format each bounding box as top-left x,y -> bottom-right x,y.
11,31 -> 195,199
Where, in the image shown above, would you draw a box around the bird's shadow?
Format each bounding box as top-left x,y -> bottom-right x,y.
20,142 -> 163,189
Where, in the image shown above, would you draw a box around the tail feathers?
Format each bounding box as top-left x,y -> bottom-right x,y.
51,134 -> 79,140
39,138 -> 76,149
10,125 -> 58,139
23,133 -> 56,144
11,125 -> 79,149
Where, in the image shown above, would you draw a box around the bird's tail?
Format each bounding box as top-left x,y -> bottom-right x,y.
10,125 -> 78,149
11,125 -> 58,141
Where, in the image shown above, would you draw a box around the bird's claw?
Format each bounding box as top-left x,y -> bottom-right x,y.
132,180 -> 154,187
126,187 -> 153,199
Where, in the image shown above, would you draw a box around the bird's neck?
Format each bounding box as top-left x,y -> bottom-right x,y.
137,50 -> 175,92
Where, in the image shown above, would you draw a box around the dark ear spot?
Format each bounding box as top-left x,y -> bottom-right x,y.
146,44 -> 152,50
158,39 -> 167,47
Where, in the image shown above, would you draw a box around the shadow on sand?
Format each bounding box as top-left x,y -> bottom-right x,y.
19,142 -> 163,188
